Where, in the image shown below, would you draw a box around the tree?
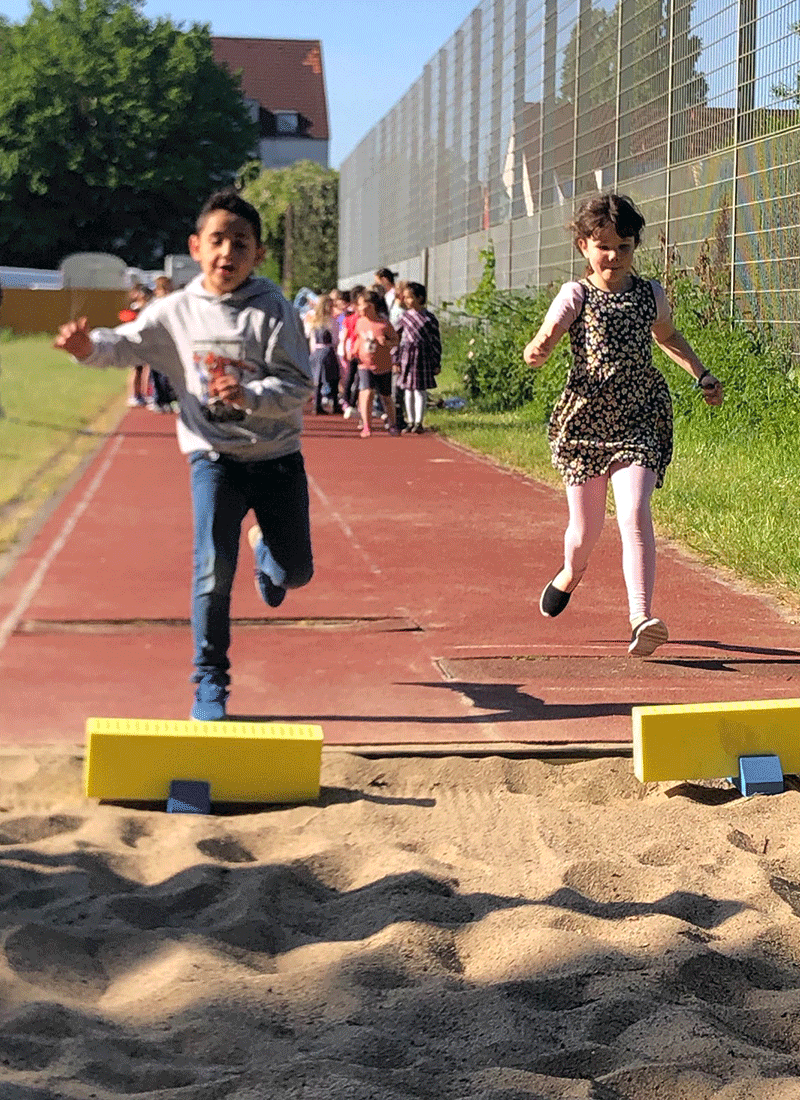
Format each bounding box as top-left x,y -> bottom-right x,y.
240,160 -> 339,297
0,0 -> 256,268
559,0 -> 707,113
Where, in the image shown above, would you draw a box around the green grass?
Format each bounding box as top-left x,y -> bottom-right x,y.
0,334 -> 127,553
429,323 -> 800,614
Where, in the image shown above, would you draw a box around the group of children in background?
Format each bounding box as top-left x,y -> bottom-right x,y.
123,275 -> 179,412
305,268 -> 442,437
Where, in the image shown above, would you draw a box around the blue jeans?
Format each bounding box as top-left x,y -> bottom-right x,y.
189,449 -> 313,683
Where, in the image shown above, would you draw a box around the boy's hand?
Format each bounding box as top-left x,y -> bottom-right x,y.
54,317 -> 93,360
213,372 -> 247,407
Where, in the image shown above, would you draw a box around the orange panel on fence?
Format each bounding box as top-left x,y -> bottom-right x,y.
1,288 -> 130,335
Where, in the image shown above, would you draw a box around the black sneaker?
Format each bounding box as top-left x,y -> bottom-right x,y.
255,571 -> 286,608
539,581 -> 571,618
248,524 -> 286,608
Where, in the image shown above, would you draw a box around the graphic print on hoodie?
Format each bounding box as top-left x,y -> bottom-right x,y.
80,274 -> 313,460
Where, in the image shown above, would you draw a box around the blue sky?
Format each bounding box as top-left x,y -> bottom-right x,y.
3,0 -> 478,168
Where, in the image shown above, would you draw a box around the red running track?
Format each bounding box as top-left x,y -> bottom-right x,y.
2,407 -> 800,749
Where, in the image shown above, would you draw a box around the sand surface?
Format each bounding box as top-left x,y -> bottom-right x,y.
2,747 -> 800,1099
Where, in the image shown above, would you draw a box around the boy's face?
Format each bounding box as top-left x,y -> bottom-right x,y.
189,209 -> 265,295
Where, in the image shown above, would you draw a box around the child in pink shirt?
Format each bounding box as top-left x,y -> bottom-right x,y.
351,289 -> 399,437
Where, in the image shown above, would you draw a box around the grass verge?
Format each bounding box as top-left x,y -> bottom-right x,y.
0,334 -> 127,555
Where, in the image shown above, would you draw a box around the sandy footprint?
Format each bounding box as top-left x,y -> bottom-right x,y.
118,816 -> 153,849
196,836 -> 256,863
4,923 -> 108,996
0,814 -> 83,845
669,948 -> 785,1004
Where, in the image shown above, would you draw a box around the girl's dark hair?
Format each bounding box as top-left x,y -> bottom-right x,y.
350,284 -> 365,298
571,193 -> 645,248
337,288 -> 351,304
406,281 -> 427,304
196,188 -> 262,244
358,288 -> 385,312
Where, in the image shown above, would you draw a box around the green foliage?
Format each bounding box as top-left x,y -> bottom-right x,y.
659,268 -> 800,439
240,161 -> 339,297
455,244 -> 569,415
0,0 -> 256,268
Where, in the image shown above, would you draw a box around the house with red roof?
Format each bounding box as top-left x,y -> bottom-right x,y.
211,37 -> 330,170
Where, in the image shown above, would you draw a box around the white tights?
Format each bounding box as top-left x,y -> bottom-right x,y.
563,462 -> 658,623
404,389 -> 428,425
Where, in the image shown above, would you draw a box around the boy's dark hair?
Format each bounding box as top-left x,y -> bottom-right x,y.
375,267 -> 396,283
337,288 -> 351,304
196,189 -> 262,244
350,284 -> 365,298
406,281 -> 427,304
571,193 -> 645,248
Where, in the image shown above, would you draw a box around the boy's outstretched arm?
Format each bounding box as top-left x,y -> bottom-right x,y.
652,320 -> 723,406
523,320 -> 566,367
54,317 -> 94,360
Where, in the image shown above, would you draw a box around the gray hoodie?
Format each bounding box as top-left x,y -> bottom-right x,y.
84,274 -> 313,461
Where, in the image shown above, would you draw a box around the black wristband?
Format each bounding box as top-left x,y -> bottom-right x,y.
695,368 -> 711,387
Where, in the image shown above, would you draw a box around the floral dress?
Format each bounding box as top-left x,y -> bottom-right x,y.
548,276 -> 673,487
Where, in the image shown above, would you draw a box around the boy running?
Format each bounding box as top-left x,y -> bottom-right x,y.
55,189 -> 314,720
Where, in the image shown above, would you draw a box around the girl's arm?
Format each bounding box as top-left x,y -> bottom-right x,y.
523,319 -> 567,367
652,319 -> 723,406
523,281 -> 582,367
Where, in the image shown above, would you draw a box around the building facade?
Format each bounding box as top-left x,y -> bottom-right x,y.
339,0 -> 800,331
212,38 -> 330,170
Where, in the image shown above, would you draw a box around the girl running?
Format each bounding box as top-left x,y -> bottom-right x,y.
523,193 -> 723,656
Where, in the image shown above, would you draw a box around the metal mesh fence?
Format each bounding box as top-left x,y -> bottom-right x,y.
339,0 -> 800,333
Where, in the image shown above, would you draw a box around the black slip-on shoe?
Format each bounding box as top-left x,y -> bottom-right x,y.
539,581 -> 571,618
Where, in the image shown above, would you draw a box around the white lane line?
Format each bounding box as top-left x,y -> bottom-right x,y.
0,435 -> 124,653
306,471 -> 383,578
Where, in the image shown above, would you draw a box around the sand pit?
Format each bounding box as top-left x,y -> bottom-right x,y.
2,746 -> 800,1098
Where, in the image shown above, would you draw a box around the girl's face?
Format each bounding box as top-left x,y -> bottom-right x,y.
357,296 -> 376,319
578,224 -> 636,292
402,287 -> 423,310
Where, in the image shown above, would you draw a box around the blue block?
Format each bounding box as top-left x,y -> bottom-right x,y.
733,755 -> 784,797
167,779 -> 211,814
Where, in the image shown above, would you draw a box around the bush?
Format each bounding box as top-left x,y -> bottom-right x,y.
453,247 -> 567,415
